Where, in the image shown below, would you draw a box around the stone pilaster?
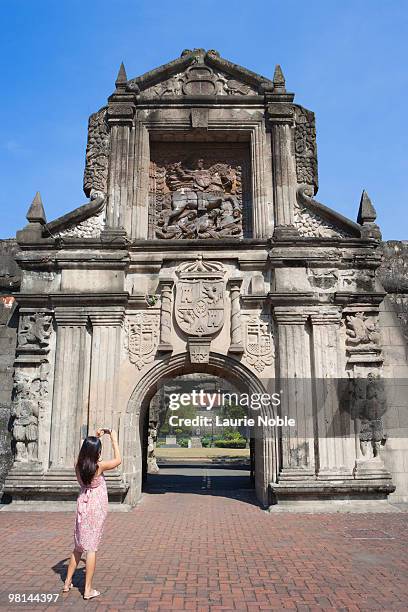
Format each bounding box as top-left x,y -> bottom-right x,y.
49,311 -> 91,468
274,308 -> 315,478
132,121 -> 150,239
228,278 -> 244,354
268,104 -> 298,237
88,311 -> 124,458
106,93 -> 136,233
310,309 -> 354,479
158,279 -> 173,352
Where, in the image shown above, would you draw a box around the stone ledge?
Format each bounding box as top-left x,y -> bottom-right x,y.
270,480 -> 396,506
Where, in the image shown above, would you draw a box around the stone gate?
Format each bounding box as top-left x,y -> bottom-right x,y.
3,49 -> 408,508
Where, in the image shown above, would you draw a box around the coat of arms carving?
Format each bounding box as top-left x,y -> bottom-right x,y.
124,313 -> 159,370
243,316 -> 274,372
175,258 -> 225,337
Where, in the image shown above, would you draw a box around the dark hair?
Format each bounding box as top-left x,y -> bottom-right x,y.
76,436 -> 101,485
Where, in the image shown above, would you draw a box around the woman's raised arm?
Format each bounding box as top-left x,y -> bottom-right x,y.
97,430 -> 122,473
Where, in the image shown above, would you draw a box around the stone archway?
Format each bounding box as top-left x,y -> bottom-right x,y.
123,352 -> 278,507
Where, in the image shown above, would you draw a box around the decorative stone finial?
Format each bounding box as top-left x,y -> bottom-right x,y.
26,192 -> 46,225
357,190 -> 377,224
115,62 -> 127,88
273,65 -> 286,93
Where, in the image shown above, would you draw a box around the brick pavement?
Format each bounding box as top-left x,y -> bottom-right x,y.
1,490 -> 408,611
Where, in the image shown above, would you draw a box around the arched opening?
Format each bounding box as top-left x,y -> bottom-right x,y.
123,352 -> 278,507
142,372 -> 254,497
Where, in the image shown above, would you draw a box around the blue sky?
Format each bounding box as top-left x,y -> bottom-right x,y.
0,0 -> 407,240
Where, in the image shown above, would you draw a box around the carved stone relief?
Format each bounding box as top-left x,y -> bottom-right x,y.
18,314 -> 52,350
124,313 -> 160,370
344,371 -> 387,460
294,200 -> 347,238
56,209 -> 105,239
149,143 -> 250,239
243,315 -> 274,373
175,258 -> 225,338
339,270 -> 376,292
83,107 -> 110,197
294,106 -> 318,193
138,65 -> 258,99
11,363 -> 49,463
345,312 -> 381,349
308,268 -> 338,290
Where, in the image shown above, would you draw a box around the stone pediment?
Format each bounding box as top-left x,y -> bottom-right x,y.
126,49 -> 273,98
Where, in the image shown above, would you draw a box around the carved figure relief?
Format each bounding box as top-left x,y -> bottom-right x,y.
243,315 -> 274,373
83,107 -> 110,197
147,422 -> 159,474
175,258 -> 225,337
345,372 -> 387,460
345,312 -> 381,349
124,313 -> 159,370
138,65 -> 258,99
150,143 -> 250,239
11,364 -> 49,462
18,314 -> 52,350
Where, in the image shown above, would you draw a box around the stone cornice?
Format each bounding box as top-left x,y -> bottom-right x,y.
14,292 -> 129,309
268,292 -> 316,306
334,291 -> 386,306
273,308 -> 309,324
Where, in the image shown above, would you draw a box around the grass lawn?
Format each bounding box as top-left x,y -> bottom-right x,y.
156,447 -> 250,459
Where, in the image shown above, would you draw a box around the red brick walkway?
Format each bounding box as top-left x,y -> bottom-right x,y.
1,491 -> 408,611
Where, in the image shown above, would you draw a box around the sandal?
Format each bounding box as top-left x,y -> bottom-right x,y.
62,583 -> 73,593
83,589 -> 101,600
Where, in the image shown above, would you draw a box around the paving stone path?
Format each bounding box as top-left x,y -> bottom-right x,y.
1,467 -> 408,611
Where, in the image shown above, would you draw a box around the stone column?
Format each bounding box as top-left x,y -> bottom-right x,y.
274,308 -> 315,478
88,311 -> 123,458
158,278 -> 173,352
268,104 -> 298,237
228,278 -> 244,354
310,309 -> 354,478
49,311 -> 91,468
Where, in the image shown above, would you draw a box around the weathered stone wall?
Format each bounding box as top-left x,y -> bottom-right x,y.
379,241 -> 408,340
378,241 -> 408,501
0,239 -> 21,496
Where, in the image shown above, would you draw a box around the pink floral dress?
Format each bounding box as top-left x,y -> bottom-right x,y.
74,469 -> 108,553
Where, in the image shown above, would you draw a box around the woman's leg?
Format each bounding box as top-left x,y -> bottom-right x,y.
64,549 -> 82,588
84,551 -> 96,596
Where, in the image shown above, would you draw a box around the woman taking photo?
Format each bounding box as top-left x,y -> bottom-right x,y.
62,428 -> 121,600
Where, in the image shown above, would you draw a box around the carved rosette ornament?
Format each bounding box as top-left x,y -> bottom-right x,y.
124,313 -> 160,370
175,258 -> 226,363
243,316 -> 274,373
